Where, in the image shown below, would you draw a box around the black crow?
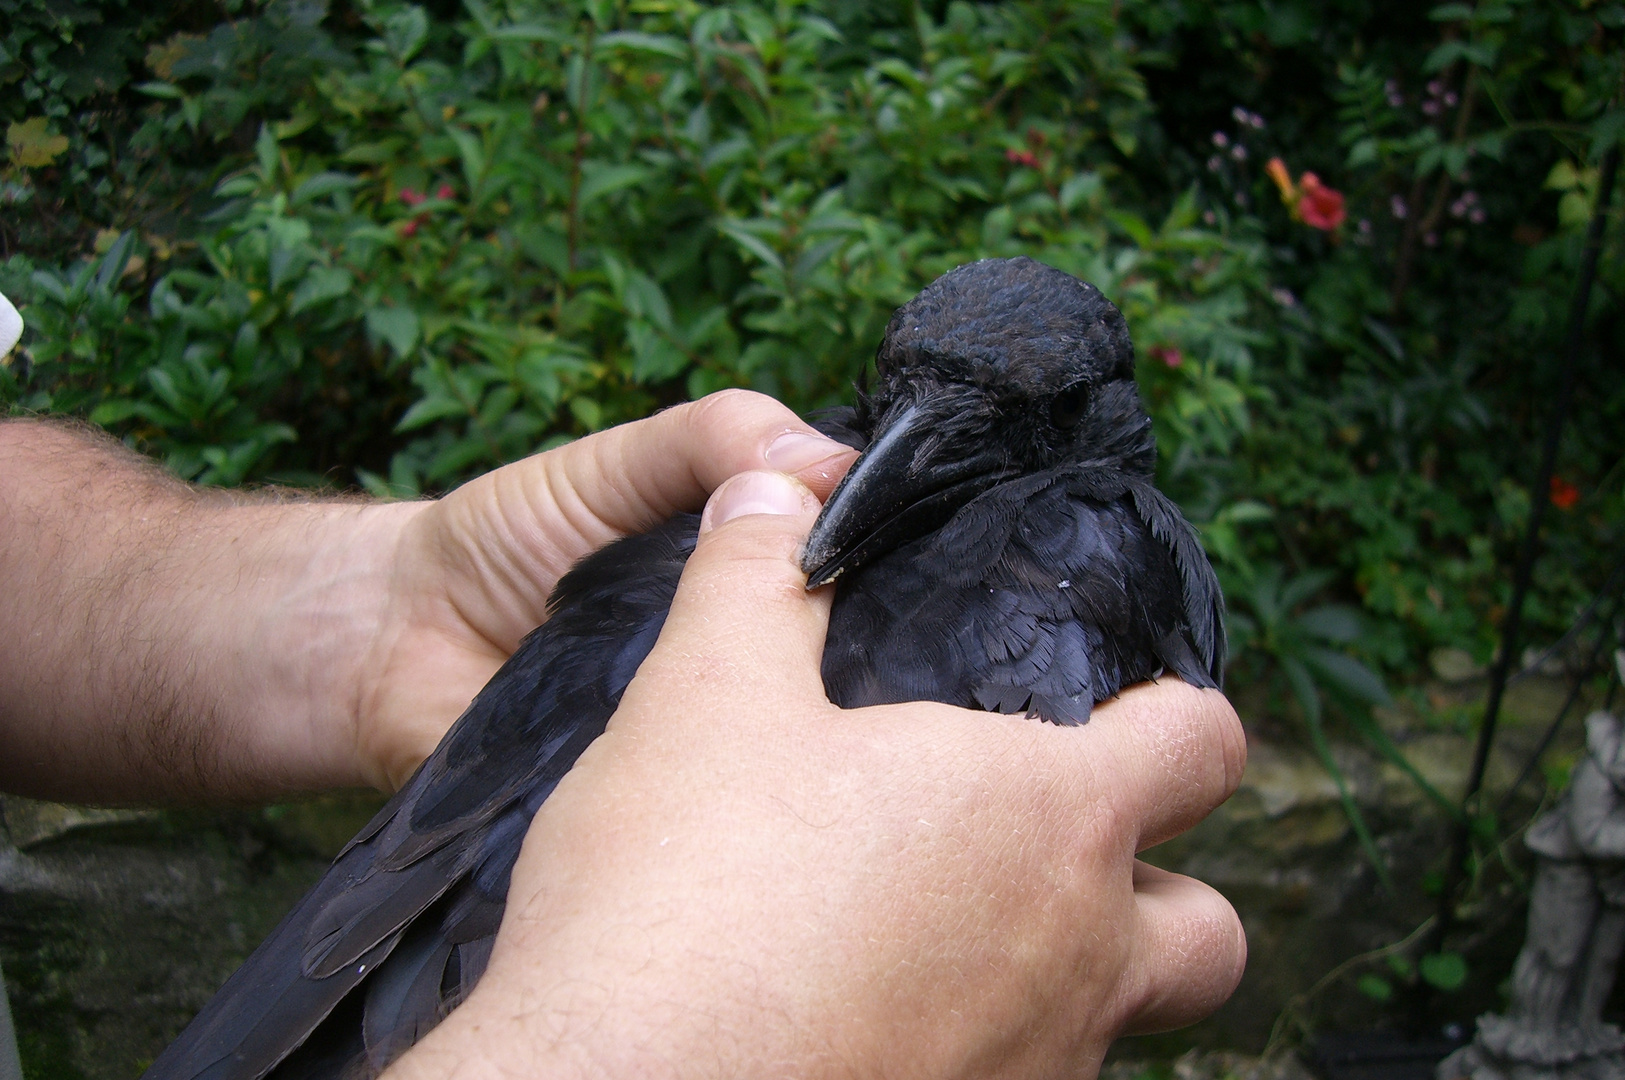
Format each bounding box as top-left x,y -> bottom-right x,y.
143,256 -> 1224,1080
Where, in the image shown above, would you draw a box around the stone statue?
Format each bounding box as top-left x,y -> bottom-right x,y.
1440,710 -> 1625,1080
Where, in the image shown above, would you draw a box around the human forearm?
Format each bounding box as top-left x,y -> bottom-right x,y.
0,394 -> 853,802
0,419 -> 420,802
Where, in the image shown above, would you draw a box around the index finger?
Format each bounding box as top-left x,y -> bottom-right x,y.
541,389 -> 855,541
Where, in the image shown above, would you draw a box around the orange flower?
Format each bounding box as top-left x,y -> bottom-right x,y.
1266,157 -> 1294,205
1297,172 -> 1346,231
1550,476 -> 1580,510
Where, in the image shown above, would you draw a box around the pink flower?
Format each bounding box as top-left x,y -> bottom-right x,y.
1149,345 -> 1183,369
1005,148 -> 1038,168
401,218 -> 420,237
436,184 -> 455,200
399,187 -> 426,207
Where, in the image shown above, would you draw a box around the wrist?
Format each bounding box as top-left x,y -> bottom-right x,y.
0,416 -> 433,802
212,499 -> 430,794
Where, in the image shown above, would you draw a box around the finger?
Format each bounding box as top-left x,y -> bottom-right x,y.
1118,861 -> 1247,1035
415,391 -> 854,652
1081,681 -> 1246,853
617,470 -> 834,720
543,389 -> 855,543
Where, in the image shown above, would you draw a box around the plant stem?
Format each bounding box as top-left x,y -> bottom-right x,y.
1433,140 -> 1620,949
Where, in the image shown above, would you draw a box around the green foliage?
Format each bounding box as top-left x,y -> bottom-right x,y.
1418,950 -> 1469,992
1355,973 -> 1393,1002
4,0 -> 1260,497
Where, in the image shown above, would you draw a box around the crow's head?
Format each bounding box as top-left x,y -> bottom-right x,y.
801,257 -> 1154,588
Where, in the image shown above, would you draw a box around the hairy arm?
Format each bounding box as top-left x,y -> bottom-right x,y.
0,392 -> 854,803
0,418 -> 419,802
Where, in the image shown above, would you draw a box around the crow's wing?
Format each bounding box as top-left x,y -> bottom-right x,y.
142,521 -> 698,1080
821,470 -> 1221,725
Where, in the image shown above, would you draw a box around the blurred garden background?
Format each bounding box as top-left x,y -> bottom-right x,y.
1,0 -> 1623,1075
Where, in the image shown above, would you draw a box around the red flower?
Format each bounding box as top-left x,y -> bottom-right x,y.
1266,159 -> 1347,232
436,184 -> 455,200
1550,476 -> 1580,510
399,187 -> 426,207
1149,345 -> 1183,369
1005,148 -> 1038,168
1297,172 -> 1346,231
400,218 -> 420,237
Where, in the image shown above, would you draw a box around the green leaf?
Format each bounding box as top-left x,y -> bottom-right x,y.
1347,137 -> 1379,168
1296,605 -> 1363,644
1284,655 -> 1395,890
255,125 -> 279,182
626,320 -> 688,382
366,306 -> 420,357
447,127 -> 487,191
1280,569 -> 1336,611
383,6 -> 429,63
94,233 -> 134,292
6,117 -> 69,168
1428,2 -> 1475,20
717,220 -> 784,270
598,31 -> 687,59
1591,109 -> 1625,155
290,172 -> 359,206
1356,974 -> 1394,1002
487,23 -> 565,43
89,399 -> 146,426
1419,952 -> 1468,991
1060,172 -> 1102,213
146,367 -> 187,413
577,163 -> 653,207
1363,316 -> 1405,361
289,267 -> 354,315
214,174 -> 259,198
1303,646 -> 1392,706
1107,210 -> 1152,248
133,81 -> 183,100
396,395 -> 469,432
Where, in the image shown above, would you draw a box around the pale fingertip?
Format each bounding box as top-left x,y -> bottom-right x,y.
699,471 -> 818,534
764,430 -> 850,473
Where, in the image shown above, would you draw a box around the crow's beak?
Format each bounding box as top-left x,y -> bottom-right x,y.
800,401 -> 1012,589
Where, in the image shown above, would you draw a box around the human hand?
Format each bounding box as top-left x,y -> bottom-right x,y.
348,391 -> 855,790
387,470 -> 1247,1079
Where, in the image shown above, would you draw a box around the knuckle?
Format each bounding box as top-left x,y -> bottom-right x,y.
684,388 -> 791,438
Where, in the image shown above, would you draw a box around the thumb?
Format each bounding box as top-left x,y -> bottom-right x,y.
617,470 -> 834,720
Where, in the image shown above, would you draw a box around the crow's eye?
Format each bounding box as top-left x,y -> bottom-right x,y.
1049,386 -> 1088,428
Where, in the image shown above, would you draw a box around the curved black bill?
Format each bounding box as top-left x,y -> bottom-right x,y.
800,402 -> 1011,589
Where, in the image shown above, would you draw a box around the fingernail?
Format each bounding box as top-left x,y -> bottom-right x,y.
765,430 -> 846,473
700,472 -> 810,533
